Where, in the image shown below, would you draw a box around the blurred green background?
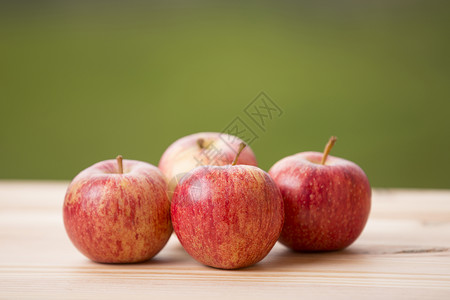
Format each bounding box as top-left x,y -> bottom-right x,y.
1,0 -> 449,188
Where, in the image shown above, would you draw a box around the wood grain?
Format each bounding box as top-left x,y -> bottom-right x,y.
1,181 -> 449,299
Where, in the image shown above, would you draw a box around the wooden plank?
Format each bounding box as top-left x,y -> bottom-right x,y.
0,181 -> 449,299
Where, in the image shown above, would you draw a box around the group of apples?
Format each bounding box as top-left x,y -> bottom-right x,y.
63,132 -> 371,269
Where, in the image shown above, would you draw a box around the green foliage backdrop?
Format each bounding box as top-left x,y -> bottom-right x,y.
1,1 -> 449,188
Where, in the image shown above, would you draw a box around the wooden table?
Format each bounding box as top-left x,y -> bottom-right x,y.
1,181 -> 449,299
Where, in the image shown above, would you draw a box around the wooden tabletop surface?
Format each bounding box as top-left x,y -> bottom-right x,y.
1,181 -> 449,299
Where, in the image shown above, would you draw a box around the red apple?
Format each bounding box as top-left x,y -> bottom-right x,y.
158,132 -> 258,198
269,137 -> 371,251
171,144 -> 284,269
63,156 -> 172,263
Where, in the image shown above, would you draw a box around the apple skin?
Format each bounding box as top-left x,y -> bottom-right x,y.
171,165 -> 284,269
158,132 -> 258,198
269,151 -> 371,252
63,159 -> 172,263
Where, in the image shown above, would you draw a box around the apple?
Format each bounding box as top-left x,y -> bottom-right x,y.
268,137 -> 371,251
158,132 -> 258,199
171,144 -> 284,269
63,155 -> 172,263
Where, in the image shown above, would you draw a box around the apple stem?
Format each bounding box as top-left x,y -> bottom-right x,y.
321,136 -> 337,165
232,143 -> 246,166
116,155 -> 123,174
197,138 -> 205,149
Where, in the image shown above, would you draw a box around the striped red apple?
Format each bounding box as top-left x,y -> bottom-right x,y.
171,144 -> 284,269
269,137 -> 371,251
158,132 -> 258,199
63,156 -> 172,263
